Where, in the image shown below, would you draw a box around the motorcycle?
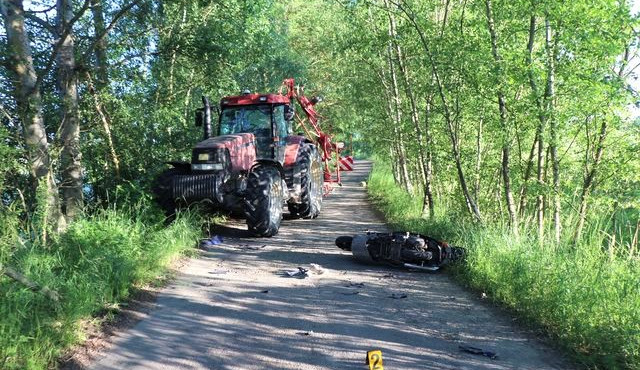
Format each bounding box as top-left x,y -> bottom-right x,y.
335,231 -> 465,271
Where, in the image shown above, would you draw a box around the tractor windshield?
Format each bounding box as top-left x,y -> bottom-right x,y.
220,105 -> 272,157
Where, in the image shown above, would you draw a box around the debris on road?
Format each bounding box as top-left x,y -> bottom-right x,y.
459,345 -> 498,359
388,293 -> 408,299
208,269 -> 228,275
237,244 -> 266,251
199,235 -> 223,249
309,263 -> 325,275
283,267 -> 309,278
345,282 -> 365,288
340,291 -> 360,296
296,331 -> 314,336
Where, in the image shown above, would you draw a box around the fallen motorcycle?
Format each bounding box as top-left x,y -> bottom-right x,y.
335,231 -> 465,271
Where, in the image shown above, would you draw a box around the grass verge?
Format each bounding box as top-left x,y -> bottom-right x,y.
367,163 -> 640,369
0,206 -> 201,369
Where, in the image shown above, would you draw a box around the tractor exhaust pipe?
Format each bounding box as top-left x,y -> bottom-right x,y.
202,96 -> 212,140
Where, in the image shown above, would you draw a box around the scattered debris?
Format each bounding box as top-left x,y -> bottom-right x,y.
481,292 -> 488,299
237,244 -> 266,251
208,269 -> 228,275
345,282 -> 365,288
296,331 -> 314,336
388,293 -> 408,299
193,281 -> 214,287
0,263 -> 60,302
458,345 -> 498,359
340,291 -> 360,296
283,267 -> 309,279
309,263 -> 325,275
199,235 -> 223,249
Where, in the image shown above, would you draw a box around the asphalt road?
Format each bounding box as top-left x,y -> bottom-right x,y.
89,160 -> 573,370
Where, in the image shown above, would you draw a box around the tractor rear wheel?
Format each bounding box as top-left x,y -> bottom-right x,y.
288,144 -> 323,219
152,167 -> 187,218
245,166 -> 283,237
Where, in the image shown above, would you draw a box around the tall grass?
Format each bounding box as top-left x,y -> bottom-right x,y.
368,163 -> 640,369
0,205 -> 201,369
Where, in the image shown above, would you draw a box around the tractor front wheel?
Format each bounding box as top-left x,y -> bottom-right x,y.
245,166 -> 283,237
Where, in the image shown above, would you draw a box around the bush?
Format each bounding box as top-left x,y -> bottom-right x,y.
367,163 -> 640,369
0,206 -> 200,369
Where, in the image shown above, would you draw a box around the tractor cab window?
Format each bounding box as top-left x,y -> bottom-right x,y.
219,105 -> 272,157
273,105 -> 288,141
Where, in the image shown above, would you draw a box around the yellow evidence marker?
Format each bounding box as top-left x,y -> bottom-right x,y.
366,349 -> 384,370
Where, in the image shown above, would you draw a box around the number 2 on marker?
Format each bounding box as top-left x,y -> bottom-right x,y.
367,349 -> 384,370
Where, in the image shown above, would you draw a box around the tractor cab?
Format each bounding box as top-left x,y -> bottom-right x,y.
218,93 -> 293,162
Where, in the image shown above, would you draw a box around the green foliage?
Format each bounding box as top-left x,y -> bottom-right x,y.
0,124 -> 20,191
369,164 -> 640,369
0,207 -> 200,369
0,205 -> 20,265
2,0 -> 640,368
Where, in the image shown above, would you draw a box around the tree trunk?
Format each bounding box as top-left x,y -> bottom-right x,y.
386,42 -> 413,193
86,72 -> 121,180
573,33 -> 634,243
385,0 -> 432,214
389,146 -> 400,184
1,263 -> 60,301
377,65 -> 406,189
524,14 -> 548,242
518,135 -> 537,216
57,0 -> 84,223
1,0 -> 64,238
90,0 -> 108,88
87,0 -> 122,181
397,3 -> 481,221
474,113 -> 483,202
422,95 -> 435,218
573,118 -> 607,242
545,17 -> 561,244
484,0 -> 518,235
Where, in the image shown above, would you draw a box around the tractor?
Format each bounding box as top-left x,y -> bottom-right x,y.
153,79 -> 335,237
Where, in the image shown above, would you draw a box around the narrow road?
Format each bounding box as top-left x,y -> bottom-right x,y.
90,161 -> 572,370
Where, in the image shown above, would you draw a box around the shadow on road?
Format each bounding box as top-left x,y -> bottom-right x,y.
88,161 -> 572,370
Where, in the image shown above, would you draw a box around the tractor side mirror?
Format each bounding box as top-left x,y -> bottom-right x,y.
195,109 -> 204,127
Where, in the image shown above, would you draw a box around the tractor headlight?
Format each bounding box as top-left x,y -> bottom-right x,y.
191,163 -> 224,171
192,148 -> 230,172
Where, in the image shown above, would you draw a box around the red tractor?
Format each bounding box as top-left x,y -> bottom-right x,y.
154,79 -> 338,236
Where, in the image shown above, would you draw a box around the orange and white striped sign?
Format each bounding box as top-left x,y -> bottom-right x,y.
339,156 -> 354,171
